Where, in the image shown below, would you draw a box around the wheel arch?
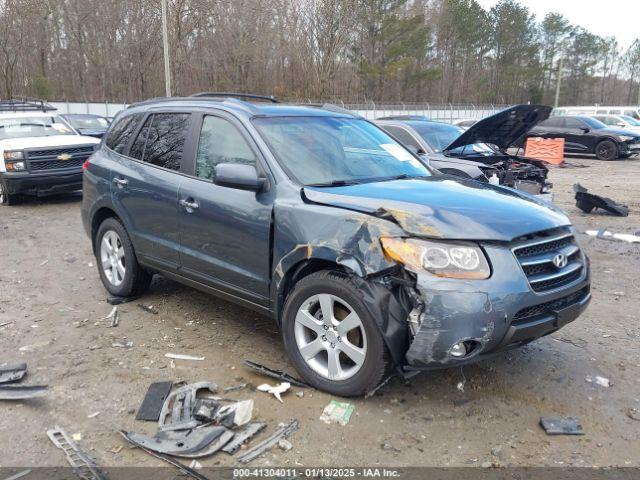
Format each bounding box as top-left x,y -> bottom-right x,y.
91,206 -> 121,254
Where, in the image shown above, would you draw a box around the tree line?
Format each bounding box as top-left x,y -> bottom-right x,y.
1,0 -> 639,106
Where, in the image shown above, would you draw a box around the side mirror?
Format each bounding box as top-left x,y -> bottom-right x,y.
214,163 -> 265,192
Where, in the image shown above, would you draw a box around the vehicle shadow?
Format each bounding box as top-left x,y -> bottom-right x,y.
11,191 -> 82,206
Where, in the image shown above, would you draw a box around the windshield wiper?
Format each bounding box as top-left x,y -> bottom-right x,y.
305,179 -> 361,187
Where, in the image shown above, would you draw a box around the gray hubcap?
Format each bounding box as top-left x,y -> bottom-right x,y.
294,293 -> 367,381
100,230 -> 126,286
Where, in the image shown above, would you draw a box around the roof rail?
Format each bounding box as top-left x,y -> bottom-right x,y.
0,98 -> 56,112
376,115 -> 430,121
191,92 -> 279,103
320,103 -> 360,118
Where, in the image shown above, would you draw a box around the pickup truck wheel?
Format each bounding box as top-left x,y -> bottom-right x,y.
95,218 -> 151,297
0,182 -> 18,205
282,270 -> 390,397
595,139 -> 618,160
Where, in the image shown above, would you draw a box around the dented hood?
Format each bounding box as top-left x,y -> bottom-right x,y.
303,177 -> 570,242
444,104 -> 552,152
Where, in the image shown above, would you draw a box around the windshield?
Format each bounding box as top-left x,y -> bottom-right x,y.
581,117 -> 606,129
620,115 -> 640,126
0,116 -> 76,140
409,121 -> 494,154
253,116 -> 430,185
66,116 -> 109,130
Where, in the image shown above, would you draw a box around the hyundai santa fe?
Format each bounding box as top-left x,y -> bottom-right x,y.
81,94 -> 591,396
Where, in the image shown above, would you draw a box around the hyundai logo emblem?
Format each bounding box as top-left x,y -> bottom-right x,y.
552,253 -> 568,269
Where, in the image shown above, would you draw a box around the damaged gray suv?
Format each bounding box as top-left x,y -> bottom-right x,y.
82,94 -> 591,396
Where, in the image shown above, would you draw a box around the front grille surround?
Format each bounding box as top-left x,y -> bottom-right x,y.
513,286 -> 590,324
25,144 -> 95,172
512,227 -> 585,293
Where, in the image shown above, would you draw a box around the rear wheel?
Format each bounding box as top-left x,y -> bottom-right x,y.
595,140 -> 618,160
282,270 -> 390,397
95,217 -> 151,297
0,182 -> 18,205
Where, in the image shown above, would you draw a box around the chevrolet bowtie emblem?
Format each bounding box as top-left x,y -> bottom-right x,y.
57,153 -> 72,161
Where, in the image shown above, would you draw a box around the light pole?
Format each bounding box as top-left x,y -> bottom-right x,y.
554,56 -> 563,108
161,0 -> 172,97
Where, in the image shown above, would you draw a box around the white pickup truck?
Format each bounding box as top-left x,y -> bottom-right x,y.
0,99 -> 100,205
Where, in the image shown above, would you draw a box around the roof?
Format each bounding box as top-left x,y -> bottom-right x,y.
0,111 -> 62,119
126,95 -> 358,118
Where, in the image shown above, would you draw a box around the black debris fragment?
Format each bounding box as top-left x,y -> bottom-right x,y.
573,184 -> 629,217
221,422 -> 267,455
0,385 -> 48,400
237,420 -> 299,464
159,382 -> 218,431
122,425 -> 230,457
136,381 -> 173,421
193,398 -> 220,423
106,295 -> 139,305
0,362 -> 27,384
539,416 -> 585,435
244,360 -> 309,388
119,431 -> 210,480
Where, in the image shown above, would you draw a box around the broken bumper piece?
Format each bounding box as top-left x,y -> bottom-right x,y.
403,244 -> 591,369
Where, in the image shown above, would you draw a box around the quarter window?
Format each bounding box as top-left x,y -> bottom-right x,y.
105,114 -> 143,154
382,126 -> 421,150
195,116 -> 256,181
564,118 -> 585,129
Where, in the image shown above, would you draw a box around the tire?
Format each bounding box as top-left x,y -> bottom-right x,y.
281,270 -> 391,397
595,139 -> 618,160
0,181 -> 18,206
95,217 -> 152,297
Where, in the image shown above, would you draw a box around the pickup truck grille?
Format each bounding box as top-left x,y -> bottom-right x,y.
512,228 -> 585,293
25,145 -> 95,172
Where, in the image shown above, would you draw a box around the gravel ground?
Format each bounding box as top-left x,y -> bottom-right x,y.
0,155 -> 639,470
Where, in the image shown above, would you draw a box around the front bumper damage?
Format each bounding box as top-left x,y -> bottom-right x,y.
402,245 -> 590,370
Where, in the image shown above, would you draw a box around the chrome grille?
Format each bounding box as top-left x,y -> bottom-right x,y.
25,145 -> 95,171
512,228 -> 585,293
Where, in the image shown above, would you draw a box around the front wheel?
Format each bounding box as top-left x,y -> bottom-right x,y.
0,182 -> 18,206
595,140 -> 618,160
281,270 -> 391,397
95,217 -> 152,297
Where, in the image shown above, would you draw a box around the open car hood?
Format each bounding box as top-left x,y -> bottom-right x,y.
444,104 -> 552,153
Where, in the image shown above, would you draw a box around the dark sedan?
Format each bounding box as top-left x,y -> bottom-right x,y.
60,114 -> 110,138
526,115 -> 640,160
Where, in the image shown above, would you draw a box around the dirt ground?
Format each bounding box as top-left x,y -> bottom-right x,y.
1,155 -> 639,471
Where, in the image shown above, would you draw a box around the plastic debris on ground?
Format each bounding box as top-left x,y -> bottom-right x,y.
137,303 -> 159,314
0,362 -> 27,384
104,306 -> 119,327
0,362 -> 48,400
319,400 -> 355,426
48,426 -> 107,480
257,382 -> 290,403
237,420 -> 299,464
136,381 -> 173,421
539,416 -> 584,435
585,375 -> 611,387
165,353 -> 205,361
586,229 -> 640,244
243,360 -> 309,387
574,184 -> 629,216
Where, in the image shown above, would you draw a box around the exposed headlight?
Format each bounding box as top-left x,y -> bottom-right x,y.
3,150 -> 24,161
380,237 -> 491,279
619,135 -> 634,142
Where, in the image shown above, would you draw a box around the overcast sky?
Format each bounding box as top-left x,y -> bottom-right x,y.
476,0 -> 639,50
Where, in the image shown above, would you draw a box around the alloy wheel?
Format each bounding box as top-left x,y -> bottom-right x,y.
100,230 -> 126,286
294,293 -> 367,381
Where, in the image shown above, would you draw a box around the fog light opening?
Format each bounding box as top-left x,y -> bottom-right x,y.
449,340 -> 480,359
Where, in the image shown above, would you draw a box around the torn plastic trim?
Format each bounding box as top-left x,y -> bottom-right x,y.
0,362 -> 27,384
48,427 -> 107,480
158,382 -> 218,431
122,426 -> 233,458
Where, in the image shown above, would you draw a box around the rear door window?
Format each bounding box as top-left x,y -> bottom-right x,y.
105,114 -> 143,154
128,113 -> 191,171
564,118 -> 586,129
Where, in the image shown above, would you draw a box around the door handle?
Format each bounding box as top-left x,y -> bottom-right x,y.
179,199 -> 199,211
112,177 -> 128,187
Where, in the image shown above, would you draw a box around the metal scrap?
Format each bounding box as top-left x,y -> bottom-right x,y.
574,184 -> 629,216
221,422 -> 266,454
0,385 -> 48,400
159,381 -> 217,431
244,360 -> 308,388
118,430 -> 210,480
539,416 -> 584,435
237,420 -> 299,464
165,353 -> 205,361
0,362 -> 27,384
47,426 -> 107,480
